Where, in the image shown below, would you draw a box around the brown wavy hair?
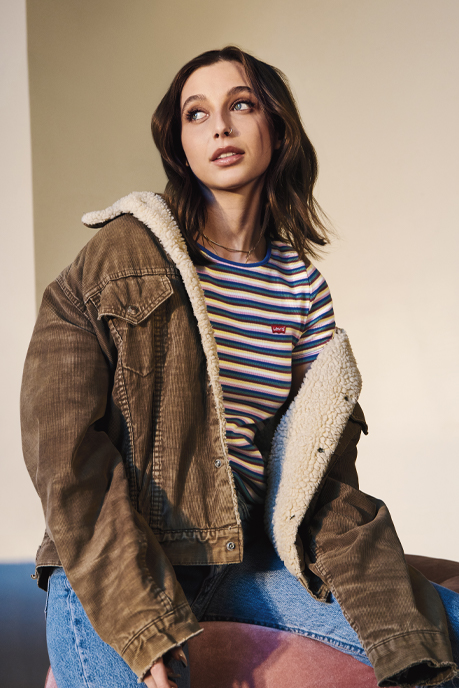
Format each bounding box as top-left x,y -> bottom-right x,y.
151,46 -> 330,264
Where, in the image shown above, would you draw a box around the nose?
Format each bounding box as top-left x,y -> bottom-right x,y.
215,127 -> 233,139
213,109 -> 234,139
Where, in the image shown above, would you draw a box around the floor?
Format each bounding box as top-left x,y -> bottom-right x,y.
0,563 -> 49,688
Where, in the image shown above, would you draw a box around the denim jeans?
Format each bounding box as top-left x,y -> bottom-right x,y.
46,497 -> 459,688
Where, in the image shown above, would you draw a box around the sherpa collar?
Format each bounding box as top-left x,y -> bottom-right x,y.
82,191 -> 362,579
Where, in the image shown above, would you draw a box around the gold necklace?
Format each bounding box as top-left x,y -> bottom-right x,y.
201,229 -> 264,264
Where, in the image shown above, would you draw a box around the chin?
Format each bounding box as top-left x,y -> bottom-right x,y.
207,173 -> 267,194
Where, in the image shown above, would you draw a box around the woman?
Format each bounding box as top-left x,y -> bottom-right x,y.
21,46 -> 458,688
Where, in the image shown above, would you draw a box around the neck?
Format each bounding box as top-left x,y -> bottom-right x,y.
200,179 -> 267,263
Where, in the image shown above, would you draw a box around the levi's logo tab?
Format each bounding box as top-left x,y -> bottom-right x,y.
271,325 -> 286,334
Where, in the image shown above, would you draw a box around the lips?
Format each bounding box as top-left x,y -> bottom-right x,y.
211,146 -> 244,162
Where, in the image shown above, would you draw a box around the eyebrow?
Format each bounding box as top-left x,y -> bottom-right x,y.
181,85 -> 254,115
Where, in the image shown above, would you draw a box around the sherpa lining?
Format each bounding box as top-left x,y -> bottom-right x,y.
82,192 -> 362,578
265,328 -> 362,577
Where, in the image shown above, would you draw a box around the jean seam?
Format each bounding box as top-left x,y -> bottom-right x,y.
64,576 -> 93,688
200,613 -> 368,657
44,574 -> 51,619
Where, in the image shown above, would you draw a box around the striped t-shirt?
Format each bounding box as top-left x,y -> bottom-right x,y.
196,240 -> 335,503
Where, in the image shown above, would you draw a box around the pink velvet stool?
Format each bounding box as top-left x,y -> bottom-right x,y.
45,555 -> 459,688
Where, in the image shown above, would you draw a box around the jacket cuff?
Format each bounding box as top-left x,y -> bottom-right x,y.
369,630 -> 457,687
121,602 -> 203,681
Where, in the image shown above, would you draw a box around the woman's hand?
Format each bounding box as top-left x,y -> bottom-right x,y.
143,647 -> 187,688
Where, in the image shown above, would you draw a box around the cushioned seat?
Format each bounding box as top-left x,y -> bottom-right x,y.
44,555 -> 459,688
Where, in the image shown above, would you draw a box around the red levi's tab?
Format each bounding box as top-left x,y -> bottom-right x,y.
271,325 -> 286,334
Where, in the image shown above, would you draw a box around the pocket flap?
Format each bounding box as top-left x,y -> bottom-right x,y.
98,274 -> 173,324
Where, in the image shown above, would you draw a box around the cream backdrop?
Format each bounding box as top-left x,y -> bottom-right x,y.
1,0 -> 457,562
0,0 -> 37,561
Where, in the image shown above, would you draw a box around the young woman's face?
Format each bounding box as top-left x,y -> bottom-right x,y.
180,60 -> 278,195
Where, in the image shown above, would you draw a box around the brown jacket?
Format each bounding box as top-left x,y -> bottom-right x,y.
21,193 -> 456,686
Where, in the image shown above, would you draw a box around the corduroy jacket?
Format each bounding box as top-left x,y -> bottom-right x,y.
21,193 -> 456,686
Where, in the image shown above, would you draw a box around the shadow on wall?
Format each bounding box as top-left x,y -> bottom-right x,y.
0,563 -> 49,688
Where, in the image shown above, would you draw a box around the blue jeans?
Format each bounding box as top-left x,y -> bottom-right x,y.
46,499 -> 459,688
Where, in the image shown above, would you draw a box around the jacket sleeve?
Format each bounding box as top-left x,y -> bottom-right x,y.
20,275 -> 202,680
303,406 -> 456,688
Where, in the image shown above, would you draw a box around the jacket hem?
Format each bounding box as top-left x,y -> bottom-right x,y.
121,604 -> 202,680
34,533 -> 62,590
368,630 -> 457,687
158,525 -> 243,565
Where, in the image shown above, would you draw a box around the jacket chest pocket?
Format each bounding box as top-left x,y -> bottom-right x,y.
97,274 -> 173,377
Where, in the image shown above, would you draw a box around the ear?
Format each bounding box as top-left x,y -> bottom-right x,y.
273,131 -> 283,150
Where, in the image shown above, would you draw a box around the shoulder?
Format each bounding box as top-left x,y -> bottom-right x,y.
83,211 -> 168,268
269,241 -> 328,286
270,240 -> 317,272
61,211 -> 176,304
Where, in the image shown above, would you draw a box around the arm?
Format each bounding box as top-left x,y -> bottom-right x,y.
21,275 -> 200,681
301,407 -> 456,687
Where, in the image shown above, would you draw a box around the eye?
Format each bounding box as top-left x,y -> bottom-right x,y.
186,108 -> 207,122
232,99 -> 255,112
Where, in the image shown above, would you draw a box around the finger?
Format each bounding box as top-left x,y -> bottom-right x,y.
170,646 -> 188,667
150,660 -> 177,688
142,673 -> 158,688
166,667 -> 182,678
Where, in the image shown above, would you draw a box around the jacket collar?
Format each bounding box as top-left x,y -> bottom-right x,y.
83,192 -> 362,576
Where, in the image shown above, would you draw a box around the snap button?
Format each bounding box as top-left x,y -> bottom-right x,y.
226,541 -> 236,551
214,459 -> 222,468
317,447 -> 324,453
126,305 -> 138,315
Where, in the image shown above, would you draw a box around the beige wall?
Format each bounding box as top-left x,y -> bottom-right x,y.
0,0 -> 43,561
4,0 -> 456,561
